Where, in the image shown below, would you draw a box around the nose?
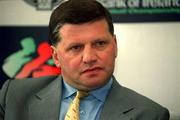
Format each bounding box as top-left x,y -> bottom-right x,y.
82,46 -> 97,65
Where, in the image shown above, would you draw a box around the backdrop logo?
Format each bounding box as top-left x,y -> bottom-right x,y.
24,0 -> 63,10
2,37 -> 61,79
97,0 -> 180,14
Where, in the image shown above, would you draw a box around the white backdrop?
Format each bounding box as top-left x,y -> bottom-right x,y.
0,0 -> 179,119
114,23 -> 180,119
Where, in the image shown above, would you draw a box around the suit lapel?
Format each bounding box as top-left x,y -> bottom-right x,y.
27,76 -> 134,120
100,77 -> 134,120
28,76 -> 62,120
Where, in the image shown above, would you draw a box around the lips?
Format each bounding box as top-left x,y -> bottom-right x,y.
81,67 -> 103,74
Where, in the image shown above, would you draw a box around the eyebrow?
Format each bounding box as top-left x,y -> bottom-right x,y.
66,36 -> 110,46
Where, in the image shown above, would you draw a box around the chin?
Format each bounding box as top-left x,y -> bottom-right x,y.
83,79 -> 108,89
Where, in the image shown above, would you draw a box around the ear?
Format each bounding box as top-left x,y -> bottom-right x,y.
51,46 -> 61,68
113,35 -> 118,58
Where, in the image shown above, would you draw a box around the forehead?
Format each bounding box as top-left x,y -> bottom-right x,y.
59,19 -> 110,37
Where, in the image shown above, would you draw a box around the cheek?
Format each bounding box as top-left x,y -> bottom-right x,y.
102,53 -> 115,65
102,47 -> 116,61
100,48 -> 116,68
60,55 -> 82,71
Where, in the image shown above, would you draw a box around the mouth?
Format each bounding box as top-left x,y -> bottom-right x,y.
81,67 -> 103,75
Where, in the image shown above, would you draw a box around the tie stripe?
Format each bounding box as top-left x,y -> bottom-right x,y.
65,91 -> 88,120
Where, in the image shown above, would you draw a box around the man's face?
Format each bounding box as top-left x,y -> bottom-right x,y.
52,19 -> 117,91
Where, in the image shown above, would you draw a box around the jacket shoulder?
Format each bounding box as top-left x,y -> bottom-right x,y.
110,80 -> 170,119
0,75 -> 59,104
0,76 -> 61,119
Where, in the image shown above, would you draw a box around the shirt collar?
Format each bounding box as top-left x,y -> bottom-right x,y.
62,77 -> 113,102
90,78 -> 113,102
62,80 -> 77,99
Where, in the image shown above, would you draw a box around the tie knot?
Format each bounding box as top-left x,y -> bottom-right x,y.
76,91 -> 88,99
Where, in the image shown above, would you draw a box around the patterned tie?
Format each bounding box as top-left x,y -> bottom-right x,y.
65,91 -> 88,120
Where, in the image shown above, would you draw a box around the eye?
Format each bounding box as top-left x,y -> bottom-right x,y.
95,40 -> 107,47
69,44 -> 83,52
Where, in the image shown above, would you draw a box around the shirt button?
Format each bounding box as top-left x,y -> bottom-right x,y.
80,110 -> 86,115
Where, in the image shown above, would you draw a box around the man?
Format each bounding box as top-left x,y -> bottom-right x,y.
0,0 -> 170,120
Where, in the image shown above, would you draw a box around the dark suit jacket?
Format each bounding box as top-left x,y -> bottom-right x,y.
0,76 -> 169,120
